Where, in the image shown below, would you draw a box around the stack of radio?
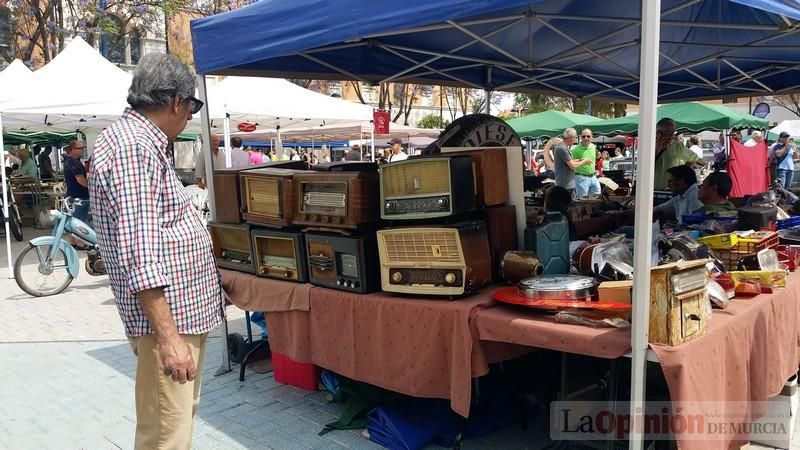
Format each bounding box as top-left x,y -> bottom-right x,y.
207,147 -> 515,297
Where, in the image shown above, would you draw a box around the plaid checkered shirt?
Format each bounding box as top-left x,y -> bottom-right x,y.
90,109 -> 224,337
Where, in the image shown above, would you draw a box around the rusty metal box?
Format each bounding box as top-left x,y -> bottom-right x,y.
649,259 -> 709,346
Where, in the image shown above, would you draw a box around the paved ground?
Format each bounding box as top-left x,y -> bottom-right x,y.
0,227 -> 797,450
0,229 -> 542,450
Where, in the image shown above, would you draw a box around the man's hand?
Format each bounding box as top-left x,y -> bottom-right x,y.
158,334 -> 197,384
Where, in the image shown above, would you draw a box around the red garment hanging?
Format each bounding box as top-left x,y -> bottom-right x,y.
728,139 -> 768,197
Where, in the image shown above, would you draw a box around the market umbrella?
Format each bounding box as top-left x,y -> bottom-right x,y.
580,102 -> 769,136
507,110 -> 602,139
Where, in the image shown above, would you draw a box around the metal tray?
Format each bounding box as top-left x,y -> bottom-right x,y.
518,275 -> 599,300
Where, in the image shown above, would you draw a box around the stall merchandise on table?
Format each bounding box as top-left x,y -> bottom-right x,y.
211,134 -> 800,449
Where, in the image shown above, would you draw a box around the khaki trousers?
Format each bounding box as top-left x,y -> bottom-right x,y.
128,333 -> 208,450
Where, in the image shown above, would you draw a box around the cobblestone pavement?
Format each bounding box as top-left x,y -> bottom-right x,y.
0,228 -> 796,449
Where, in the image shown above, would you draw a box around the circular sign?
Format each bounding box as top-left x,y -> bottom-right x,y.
752,102 -> 770,119
237,122 -> 257,133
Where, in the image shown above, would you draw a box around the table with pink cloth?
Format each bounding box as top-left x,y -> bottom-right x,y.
472,272 -> 800,450
219,269 -> 526,417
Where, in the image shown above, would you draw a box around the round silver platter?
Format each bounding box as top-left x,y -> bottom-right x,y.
518,275 -> 599,300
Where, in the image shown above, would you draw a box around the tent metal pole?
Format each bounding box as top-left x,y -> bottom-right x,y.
370,121 -> 375,162
722,58 -> 773,92
1,113 -> 13,279
197,75 -> 218,223
380,19 -> 521,84
223,114 -> 232,168
630,0 -> 661,448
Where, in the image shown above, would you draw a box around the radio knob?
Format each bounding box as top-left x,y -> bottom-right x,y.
437,198 -> 449,209
444,272 -> 456,284
284,271 -> 291,278
391,272 -> 403,282
385,201 -> 395,211
261,267 -> 269,274
336,280 -> 342,286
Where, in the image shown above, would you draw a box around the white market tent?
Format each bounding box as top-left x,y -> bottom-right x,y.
230,121 -> 440,144
203,76 -> 374,163
0,37 -> 132,133
0,59 -> 32,93
771,120 -> 800,138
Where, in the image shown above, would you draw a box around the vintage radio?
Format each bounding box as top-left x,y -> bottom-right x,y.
380,155 -> 476,221
649,259 -> 709,346
240,168 -> 308,228
376,221 -> 492,296
250,228 -> 308,282
482,205 -> 518,281
305,233 -> 379,293
212,161 -> 309,224
208,222 -> 255,273
312,161 -> 378,172
439,147 -> 508,207
293,165 -> 379,232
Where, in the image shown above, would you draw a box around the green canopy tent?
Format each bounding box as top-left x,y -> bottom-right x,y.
577,102 -> 769,136
3,131 -> 81,146
507,110 -> 603,139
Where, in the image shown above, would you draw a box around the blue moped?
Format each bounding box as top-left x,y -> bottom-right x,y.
14,198 -> 105,296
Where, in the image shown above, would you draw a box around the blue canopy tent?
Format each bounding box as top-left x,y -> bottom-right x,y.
190,2 -> 800,448
192,0 -> 800,102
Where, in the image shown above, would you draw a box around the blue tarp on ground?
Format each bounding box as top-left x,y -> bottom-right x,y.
191,0 -> 800,102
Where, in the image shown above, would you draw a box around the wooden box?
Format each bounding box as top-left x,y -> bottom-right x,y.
212,161 -> 309,224
240,168 -> 308,228
598,280 -> 633,320
649,260 -> 709,346
482,205 -> 519,282
293,170 -> 379,232
440,147 -> 509,207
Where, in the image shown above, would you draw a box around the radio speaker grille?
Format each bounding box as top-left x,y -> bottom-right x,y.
382,160 -> 451,197
381,230 -> 461,263
246,179 -> 280,215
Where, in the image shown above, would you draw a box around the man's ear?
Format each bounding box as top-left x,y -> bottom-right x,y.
171,95 -> 182,113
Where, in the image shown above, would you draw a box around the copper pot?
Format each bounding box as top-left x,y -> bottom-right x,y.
500,251 -> 543,284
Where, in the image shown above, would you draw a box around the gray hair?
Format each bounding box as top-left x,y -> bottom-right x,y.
127,53 -> 195,109
563,127 -> 577,139
752,131 -> 763,139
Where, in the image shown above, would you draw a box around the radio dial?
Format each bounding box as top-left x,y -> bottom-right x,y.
391,272 -> 403,282
437,198 -> 449,209
444,272 -> 456,284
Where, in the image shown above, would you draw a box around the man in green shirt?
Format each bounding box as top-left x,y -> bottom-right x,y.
572,128 -> 600,198
654,118 -> 703,190
696,171 -> 737,215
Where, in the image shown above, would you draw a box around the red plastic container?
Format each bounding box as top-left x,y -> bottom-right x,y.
272,352 -> 320,391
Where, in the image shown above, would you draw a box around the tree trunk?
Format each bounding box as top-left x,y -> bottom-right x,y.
348,81 -> 366,104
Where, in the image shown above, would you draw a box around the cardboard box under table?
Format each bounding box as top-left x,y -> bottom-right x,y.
219,269 -> 526,416
472,270 -> 800,450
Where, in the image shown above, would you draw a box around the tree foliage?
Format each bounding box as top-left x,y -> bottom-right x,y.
417,113 -> 450,129
512,93 -> 627,118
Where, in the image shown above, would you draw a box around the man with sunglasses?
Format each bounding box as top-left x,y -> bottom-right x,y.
653,117 -> 703,190
89,53 -> 221,450
572,129 -> 601,198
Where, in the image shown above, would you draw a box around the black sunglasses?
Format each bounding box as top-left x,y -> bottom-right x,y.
184,95 -> 204,114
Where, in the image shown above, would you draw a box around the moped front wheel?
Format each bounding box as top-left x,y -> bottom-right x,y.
14,244 -> 74,297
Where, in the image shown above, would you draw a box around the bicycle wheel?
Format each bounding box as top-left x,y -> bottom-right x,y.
9,205 -> 23,241
14,243 -> 74,297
